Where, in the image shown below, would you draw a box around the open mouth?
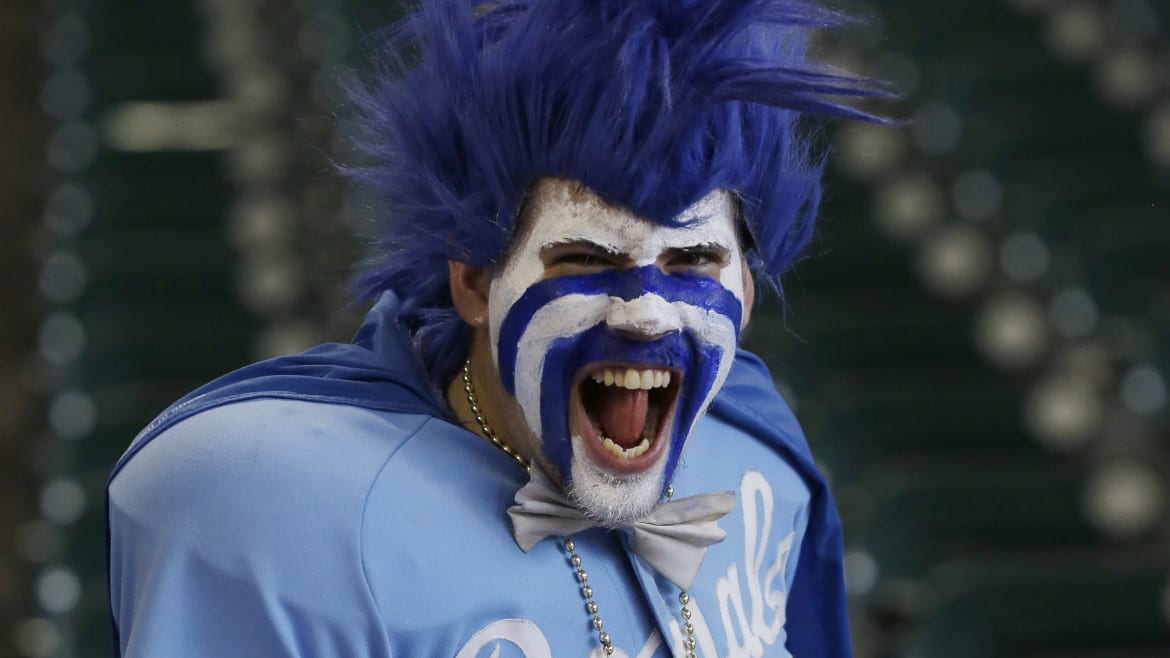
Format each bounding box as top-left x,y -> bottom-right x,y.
569,364 -> 680,472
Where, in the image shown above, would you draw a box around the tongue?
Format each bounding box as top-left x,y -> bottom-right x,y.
599,388 -> 649,448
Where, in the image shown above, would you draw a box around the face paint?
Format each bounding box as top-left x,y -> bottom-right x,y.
498,265 -> 741,471
488,179 -> 744,522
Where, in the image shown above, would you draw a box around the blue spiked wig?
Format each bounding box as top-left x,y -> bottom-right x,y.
346,0 -> 884,393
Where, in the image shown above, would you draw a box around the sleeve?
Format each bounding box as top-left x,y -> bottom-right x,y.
107,399 -> 409,658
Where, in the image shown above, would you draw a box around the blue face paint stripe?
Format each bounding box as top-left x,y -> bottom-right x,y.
536,334 -> 581,479
496,265 -> 742,393
667,340 -> 726,482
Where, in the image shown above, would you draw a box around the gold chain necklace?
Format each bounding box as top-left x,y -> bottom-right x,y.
462,360 -> 530,472
462,359 -> 699,657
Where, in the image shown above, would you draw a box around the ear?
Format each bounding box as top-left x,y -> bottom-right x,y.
449,260 -> 493,327
739,260 -> 755,332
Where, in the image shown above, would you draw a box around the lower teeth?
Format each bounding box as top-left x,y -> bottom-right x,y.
601,436 -> 651,459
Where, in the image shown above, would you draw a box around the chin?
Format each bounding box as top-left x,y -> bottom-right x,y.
565,435 -> 668,527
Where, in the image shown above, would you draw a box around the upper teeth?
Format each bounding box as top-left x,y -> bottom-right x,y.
589,367 -> 672,390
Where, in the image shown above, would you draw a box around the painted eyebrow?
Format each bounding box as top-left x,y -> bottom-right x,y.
538,239 -> 623,255
665,242 -> 733,255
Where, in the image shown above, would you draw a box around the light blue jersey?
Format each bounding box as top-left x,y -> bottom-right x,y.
107,293 -> 852,657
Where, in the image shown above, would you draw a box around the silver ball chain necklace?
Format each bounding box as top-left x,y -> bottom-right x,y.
462,359 -> 700,657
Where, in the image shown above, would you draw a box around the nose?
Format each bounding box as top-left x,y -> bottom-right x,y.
604,294 -> 681,341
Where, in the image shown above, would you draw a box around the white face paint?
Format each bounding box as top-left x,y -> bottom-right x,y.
488,178 -> 745,524
490,183 -> 746,317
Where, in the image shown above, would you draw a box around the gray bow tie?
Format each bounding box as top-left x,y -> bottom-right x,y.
507,467 -> 737,590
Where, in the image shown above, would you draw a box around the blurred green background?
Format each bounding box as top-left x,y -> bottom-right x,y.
1,0 -> 1168,656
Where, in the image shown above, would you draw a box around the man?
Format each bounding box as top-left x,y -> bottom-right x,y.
108,1 -> 880,656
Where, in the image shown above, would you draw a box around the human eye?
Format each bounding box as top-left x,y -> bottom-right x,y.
553,251 -> 607,267
664,246 -> 730,275
671,250 -> 717,267
541,242 -> 623,274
